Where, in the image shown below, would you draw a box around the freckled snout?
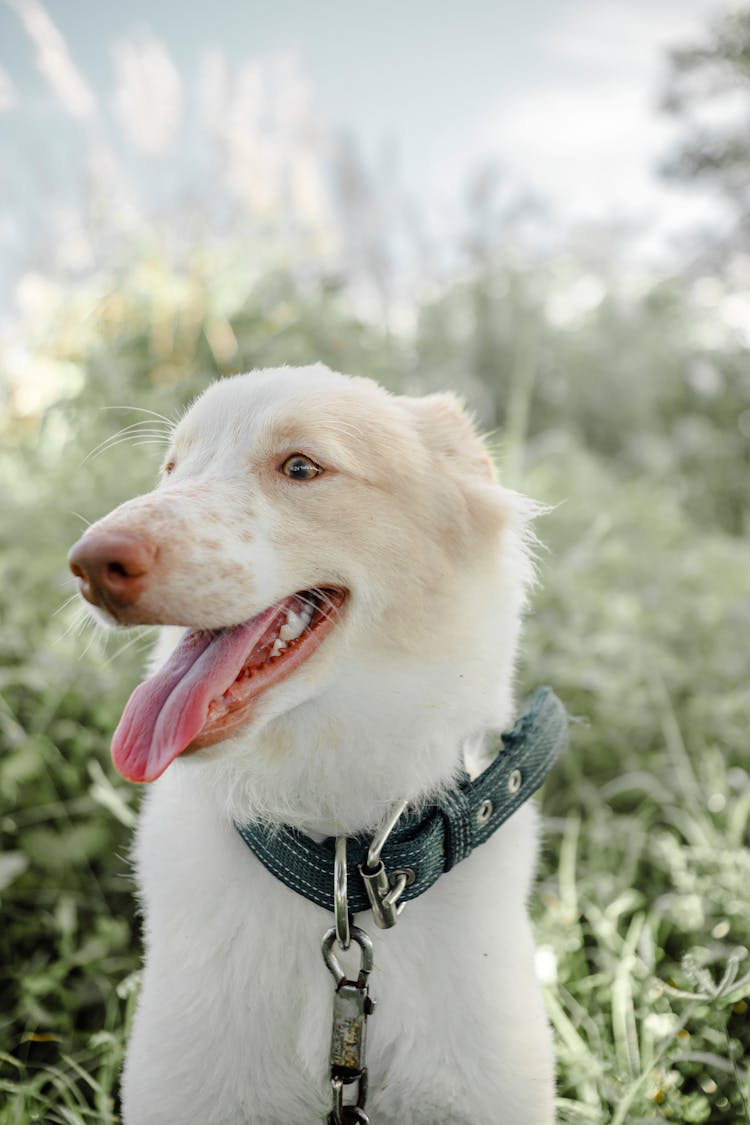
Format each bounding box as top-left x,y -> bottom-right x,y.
68,531 -> 157,617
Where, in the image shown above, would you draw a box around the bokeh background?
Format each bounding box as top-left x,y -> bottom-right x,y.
1,2 -> 749,1121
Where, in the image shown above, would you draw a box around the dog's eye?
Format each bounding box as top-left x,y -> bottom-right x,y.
279,454 -> 323,481
163,460 -> 176,476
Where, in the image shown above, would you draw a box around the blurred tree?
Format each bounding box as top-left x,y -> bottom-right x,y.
662,5 -> 750,247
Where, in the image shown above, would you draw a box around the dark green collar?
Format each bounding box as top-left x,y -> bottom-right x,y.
234,686 -> 567,914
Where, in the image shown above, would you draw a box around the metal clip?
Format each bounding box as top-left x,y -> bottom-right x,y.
323,925 -> 375,1123
359,799 -> 408,928
322,924 -> 374,992
329,977 -> 374,1077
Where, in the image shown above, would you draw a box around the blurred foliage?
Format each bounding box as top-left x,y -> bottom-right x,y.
663,5 -> 750,248
526,447 -> 750,1121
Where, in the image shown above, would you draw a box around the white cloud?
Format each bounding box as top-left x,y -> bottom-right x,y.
548,0 -> 723,77
451,0 -> 731,254
478,83 -> 668,220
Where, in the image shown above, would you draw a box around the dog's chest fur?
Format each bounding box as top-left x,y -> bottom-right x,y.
122,768 -> 554,1125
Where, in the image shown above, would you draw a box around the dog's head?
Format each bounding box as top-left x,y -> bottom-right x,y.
69,365 -> 534,815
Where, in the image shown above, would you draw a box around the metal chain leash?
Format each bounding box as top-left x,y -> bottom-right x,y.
321,805 -> 409,1124
322,838 -> 375,1125
322,923 -> 374,1125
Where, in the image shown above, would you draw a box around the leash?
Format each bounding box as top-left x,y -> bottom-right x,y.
235,686 -> 568,1123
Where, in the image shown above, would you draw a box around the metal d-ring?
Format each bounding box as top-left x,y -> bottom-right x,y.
366,799 -> 408,871
334,836 -> 350,950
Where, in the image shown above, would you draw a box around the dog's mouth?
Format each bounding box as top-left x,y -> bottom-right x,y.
111,588 -> 347,783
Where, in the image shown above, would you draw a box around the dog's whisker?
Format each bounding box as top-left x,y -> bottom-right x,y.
297,590 -> 339,627
82,424 -> 173,465
83,435 -> 171,463
53,606 -> 94,645
54,618 -> 80,643
105,431 -> 173,448
102,418 -> 173,433
93,425 -> 173,448
104,628 -> 155,665
74,613 -> 97,639
77,624 -> 103,661
101,405 -> 178,428
92,421 -> 173,444
52,592 -> 81,617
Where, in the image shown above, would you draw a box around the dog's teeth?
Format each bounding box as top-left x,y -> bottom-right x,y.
270,637 -> 287,658
279,609 -> 306,642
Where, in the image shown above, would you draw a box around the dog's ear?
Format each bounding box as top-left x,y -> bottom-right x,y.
403,393 -> 497,482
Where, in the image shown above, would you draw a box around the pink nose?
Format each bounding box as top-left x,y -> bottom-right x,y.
68,531 -> 157,614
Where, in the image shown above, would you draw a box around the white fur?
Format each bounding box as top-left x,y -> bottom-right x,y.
82,365 -> 555,1124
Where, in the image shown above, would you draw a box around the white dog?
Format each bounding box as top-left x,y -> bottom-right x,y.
69,364 -> 561,1125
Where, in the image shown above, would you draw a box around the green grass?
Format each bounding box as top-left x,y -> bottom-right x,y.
525,448 -> 750,1122
1,245 -> 748,1123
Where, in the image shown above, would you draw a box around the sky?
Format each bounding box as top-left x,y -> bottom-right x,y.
0,0 -> 733,293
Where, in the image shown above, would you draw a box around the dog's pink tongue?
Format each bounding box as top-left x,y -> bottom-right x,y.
111,616 -> 272,783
